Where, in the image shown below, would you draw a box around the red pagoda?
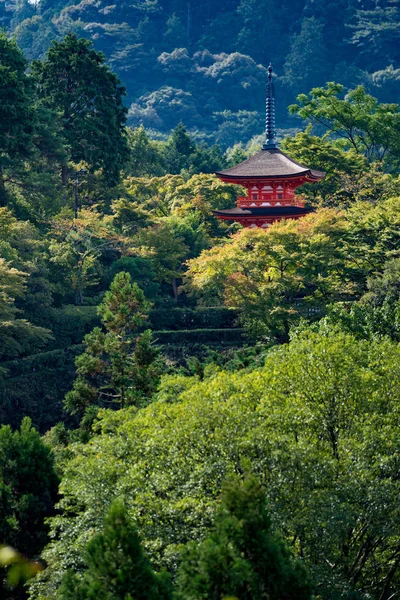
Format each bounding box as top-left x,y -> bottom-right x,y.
213,65 -> 325,228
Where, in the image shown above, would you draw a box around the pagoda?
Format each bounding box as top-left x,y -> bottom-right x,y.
213,65 -> 325,228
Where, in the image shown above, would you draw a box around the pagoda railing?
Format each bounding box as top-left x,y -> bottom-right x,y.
237,197 -> 306,208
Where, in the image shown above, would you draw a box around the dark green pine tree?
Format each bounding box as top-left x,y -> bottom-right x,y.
0,418 -> 59,599
174,476 -> 312,600
0,418 -> 59,557
126,126 -> 165,177
33,33 -> 129,185
64,271 -> 161,419
58,501 -> 171,600
163,123 -> 195,174
0,32 -> 36,205
169,122 -> 195,156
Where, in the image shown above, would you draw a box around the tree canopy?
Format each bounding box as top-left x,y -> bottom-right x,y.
33,33 -> 128,184
1,17 -> 400,600
6,0 -> 400,142
28,329 -> 400,600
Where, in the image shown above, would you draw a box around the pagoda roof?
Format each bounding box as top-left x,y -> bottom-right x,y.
213,206 -> 312,218
216,148 -> 325,180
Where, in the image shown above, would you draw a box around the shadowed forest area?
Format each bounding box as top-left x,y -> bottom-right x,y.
2,0 -> 400,143
1,1 -> 400,599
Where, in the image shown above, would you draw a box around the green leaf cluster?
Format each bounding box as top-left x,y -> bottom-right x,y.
58,501 -> 171,600
64,271 -> 160,418
31,329 -> 400,600
0,418 -> 58,597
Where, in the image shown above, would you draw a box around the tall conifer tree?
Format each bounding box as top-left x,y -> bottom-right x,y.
58,501 -> 171,600
175,476 -> 312,600
65,271 -> 161,418
0,32 -> 36,205
33,33 -> 128,185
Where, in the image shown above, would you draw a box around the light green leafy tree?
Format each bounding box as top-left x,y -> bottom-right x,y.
185,210 -> 358,341
30,329 -> 400,600
186,196 -> 400,340
289,83 -> 400,168
329,257 -> 400,341
281,130 -> 368,206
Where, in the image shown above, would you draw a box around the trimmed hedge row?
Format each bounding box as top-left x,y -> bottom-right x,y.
149,307 -> 237,331
154,328 -> 245,345
0,325 -> 244,430
0,306 -> 242,431
0,346 -> 82,432
35,306 -> 237,351
31,305 -> 100,350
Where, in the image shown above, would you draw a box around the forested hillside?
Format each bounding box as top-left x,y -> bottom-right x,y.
2,0 -> 400,142
1,2 -> 400,599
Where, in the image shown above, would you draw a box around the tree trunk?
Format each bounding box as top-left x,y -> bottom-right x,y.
0,164 -> 7,207
378,549 -> 400,600
61,164 -> 69,186
74,286 -> 84,306
172,278 -> 178,303
328,424 -> 339,460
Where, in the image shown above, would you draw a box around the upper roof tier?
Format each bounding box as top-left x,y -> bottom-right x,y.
216,148 -> 325,181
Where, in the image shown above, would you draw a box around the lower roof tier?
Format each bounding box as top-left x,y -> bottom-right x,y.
213,206 -> 312,218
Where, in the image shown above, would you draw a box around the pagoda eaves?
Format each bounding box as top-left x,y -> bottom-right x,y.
216,147 -> 324,182
213,65 -> 325,228
213,205 -> 311,228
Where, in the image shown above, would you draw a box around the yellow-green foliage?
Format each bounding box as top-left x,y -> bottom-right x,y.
31,328 -> 400,599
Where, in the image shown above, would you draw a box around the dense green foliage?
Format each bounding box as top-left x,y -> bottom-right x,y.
2,10 -> 400,600
289,83 -> 400,169
0,32 -> 35,205
0,418 -> 58,598
174,476 -> 311,600
28,329 -> 400,600
33,33 -> 129,185
3,0 -> 400,142
58,502 -> 171,600
0,418 -> 58,556
185,197 -> 400,340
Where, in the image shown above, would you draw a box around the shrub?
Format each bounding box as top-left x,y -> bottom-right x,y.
149,307 -> 237,331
